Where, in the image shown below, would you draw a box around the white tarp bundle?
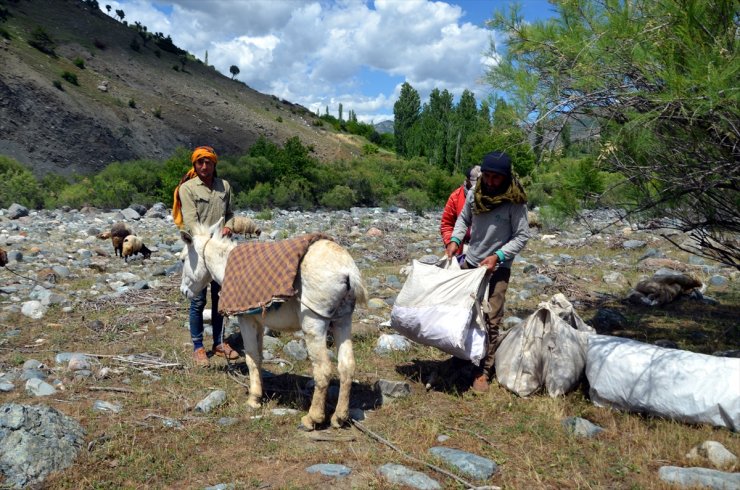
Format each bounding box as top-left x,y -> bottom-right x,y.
586,335 -> 740,430
495,294 -> 595,397
390,258 -> 489,365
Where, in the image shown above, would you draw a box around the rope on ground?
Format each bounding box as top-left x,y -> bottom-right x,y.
351,419 -> 501,490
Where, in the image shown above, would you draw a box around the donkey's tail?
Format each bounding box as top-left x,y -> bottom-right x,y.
348,267 -> 368,306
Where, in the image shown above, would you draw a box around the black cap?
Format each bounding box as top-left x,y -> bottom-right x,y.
481,151 -> 512,176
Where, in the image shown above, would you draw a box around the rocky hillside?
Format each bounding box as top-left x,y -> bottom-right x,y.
0,0 -> 361,177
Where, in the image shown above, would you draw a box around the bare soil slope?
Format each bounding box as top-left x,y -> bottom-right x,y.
0,0 -> 359,177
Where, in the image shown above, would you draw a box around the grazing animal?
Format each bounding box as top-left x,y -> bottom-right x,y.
179,219 -> 367,430
231,216 -> 262,238
110,222 -> 133,257
629,272 -> 703,306
121,235 -> 151,262
0,247 -> 7,267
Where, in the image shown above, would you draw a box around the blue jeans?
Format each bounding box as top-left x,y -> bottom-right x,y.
189,281 -> 224,351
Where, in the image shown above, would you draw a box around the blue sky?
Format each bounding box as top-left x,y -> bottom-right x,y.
103,0 -> 557,123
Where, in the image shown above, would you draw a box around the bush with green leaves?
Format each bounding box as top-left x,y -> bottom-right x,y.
61,71 -> 78,85
28,26 -> 55,55
53,80 -> 63,90
73,57 -> 85,69
0,156 -> 44,209
320,185 -> 355,210
128,98 -> 136,108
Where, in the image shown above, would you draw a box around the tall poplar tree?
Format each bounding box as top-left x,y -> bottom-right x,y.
393,82 -> 421,157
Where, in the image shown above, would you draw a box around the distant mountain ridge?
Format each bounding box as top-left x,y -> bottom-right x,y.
373,120 -> 394,135
0,0 -> 360,177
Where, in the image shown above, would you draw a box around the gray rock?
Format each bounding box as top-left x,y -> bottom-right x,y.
20,368 -> 46,381
0,403 -> 85,488
20,300 -> 47,319
622,239 -> 646,249
283,339 -> 308,361
602,271 -> 625,284
428,446 -> 497,480
217,417 -> 239,426
25,378 -> 57,396
0,382 -> 14,392
658,466 -> 740,489
378,463 -> 441,489
22,359 -> 44,370
590,308 -> 628,332
375,333 -> 411,354
305,463 -> 351,477
6,204 -> 29,219
562,417 -> 604,438
708,275 -> 728,287
120,208 -> 141,220
686,441 -> 738,470
203,484 -> 235,490
376,379 -> 411,399
92,400 -> 122,413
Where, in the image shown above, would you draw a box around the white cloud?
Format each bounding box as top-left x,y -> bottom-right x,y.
113,0 -> 497,123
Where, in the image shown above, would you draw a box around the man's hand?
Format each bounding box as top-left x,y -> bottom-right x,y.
479,254 -> 499,271
221,227 -> 233,237
445,242 -> 459,258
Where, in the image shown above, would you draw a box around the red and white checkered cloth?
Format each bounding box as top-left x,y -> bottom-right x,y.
219,233 -> 329,316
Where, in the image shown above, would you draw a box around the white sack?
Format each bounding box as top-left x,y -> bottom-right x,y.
587,335 -> 740,430
495,294 -> 595,397
390,259 -> 488,365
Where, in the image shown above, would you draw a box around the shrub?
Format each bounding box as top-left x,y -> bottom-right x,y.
53,80 -> 63,90
128,98 -> 136,108
254,209 -> 273,220
152,106 -> 162,118
0,156 -> 44,209
73,57 -> 85,69
239,182 -> 274,210
28,26 -> 55,55
276,116 -> 283,123
0,27 -> 11,40
397,188 -> 431,215
129,38 -> 140,52
172,65 -> 179,71
93,38 -> 106,50
61,71 -> 78,85
320,185 -> 356,210
362,144 -> 378,155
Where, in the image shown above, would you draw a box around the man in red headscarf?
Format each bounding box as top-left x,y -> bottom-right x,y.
176,146 -> 239,367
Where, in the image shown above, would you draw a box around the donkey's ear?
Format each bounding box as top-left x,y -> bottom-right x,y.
209,217 -> 224,238
180,231 -> 193,244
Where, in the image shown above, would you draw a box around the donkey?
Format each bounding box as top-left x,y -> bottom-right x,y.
179,219 -> 367,430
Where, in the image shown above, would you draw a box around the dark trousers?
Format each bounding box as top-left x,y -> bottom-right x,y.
189,281 -> 224,350
463,262 -> 511,378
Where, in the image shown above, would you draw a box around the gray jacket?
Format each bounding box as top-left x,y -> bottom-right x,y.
451,190 -> 530,269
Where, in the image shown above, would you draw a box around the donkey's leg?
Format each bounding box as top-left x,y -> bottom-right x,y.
238,315 -> 263,408
300,311 -> 332,431
330,314 -> 355,428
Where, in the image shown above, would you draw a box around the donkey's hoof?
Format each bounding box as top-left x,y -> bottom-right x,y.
330,413 -> 349,429
247,397 -> 262,409
299,415 -> 316,431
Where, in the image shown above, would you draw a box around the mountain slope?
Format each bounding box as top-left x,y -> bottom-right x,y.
0,0 -> 360,177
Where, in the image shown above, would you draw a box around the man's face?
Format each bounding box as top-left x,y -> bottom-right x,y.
194,157 -> 216,181
481,171 -> 506,189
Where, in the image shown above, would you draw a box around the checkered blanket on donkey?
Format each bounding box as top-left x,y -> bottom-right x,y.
219,233 -> 330,316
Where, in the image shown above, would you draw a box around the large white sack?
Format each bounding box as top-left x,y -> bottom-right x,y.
587,335 -> 740,430
495,294 -> 595,397
390,259 -> 489,365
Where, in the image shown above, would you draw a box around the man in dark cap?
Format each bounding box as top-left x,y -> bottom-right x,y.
445,151 -> 531,393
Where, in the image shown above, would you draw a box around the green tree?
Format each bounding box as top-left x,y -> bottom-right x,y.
338,103 -> 343,122
449,89 -> 478,172
486,0 -> 739,267
229,64 -> 239,79
393,82 -> 420,157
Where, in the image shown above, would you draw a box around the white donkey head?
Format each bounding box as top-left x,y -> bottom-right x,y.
179,218 -> 223,299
